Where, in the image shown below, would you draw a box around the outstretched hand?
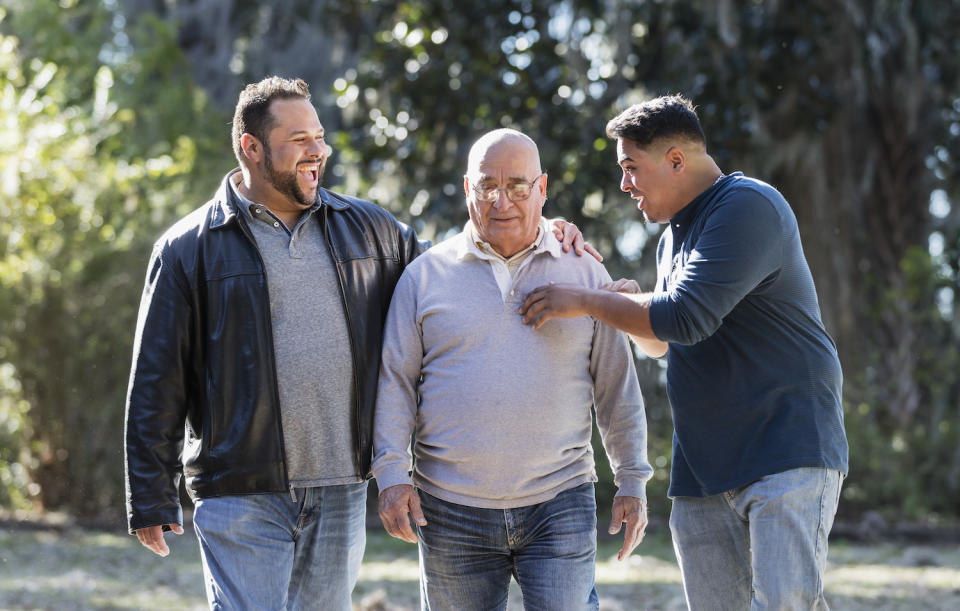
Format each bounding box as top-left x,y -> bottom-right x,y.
519,282 -> 592,329
135,523 -> 184,557
378,484 -> 427,543
608,496 -> 648,561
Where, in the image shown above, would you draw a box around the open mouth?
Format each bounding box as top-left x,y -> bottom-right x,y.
298,163 -> 319,184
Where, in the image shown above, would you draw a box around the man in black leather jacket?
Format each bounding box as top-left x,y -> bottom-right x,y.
125,76 -> 591,609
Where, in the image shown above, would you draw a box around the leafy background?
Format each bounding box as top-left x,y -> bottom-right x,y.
1,0 -> 959,531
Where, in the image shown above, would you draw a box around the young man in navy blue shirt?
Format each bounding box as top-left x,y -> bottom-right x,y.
520,95 -> 848,610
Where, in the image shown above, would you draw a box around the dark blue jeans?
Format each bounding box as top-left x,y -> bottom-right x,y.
416,482 -> 599,611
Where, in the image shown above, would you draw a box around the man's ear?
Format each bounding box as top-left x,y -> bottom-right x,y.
666,147 -> 685,172
240,133 -> 264,164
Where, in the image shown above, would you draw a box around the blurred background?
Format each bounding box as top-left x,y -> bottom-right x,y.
1,0 -> 959,539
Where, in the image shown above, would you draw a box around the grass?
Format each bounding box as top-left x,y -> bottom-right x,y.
2,522 -> 959,610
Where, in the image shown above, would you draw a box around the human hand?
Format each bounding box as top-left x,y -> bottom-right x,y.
519,282 -> 592,329
135,523 -> 184,557
600,278 -> 641,293
608,496 -> 647,561
551,220 -> 603,262
378,484 -> 427,543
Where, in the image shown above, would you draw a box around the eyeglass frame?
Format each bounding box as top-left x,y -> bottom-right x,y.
466,173 -> 546,203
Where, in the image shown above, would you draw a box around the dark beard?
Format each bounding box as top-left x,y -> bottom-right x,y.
263,146 -> 323,207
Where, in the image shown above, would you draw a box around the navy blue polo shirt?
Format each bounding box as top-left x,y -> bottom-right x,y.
649,173 -> 848,497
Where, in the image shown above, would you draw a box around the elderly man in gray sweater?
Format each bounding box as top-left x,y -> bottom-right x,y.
372,128 -> 652,611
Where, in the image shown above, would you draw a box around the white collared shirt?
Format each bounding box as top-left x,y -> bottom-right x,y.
462,219 -> 558,300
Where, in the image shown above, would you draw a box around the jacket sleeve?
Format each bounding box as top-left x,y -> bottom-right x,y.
124,241 -> 192,533
398,218 -> 431,265
371,270 -> 423,491
649,190 -> 784,345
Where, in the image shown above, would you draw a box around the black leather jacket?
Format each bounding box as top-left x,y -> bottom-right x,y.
125,171 -> 425,532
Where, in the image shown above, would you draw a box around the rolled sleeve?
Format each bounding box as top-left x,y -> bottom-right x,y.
650,191 -> 784,345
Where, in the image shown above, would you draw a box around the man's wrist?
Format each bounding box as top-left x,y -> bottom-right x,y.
585,287 -> 604,318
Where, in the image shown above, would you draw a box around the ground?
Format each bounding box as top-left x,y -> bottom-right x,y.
1,522 -> 959,610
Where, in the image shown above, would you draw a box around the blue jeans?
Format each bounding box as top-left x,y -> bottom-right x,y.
415,482 -> 599,611
669,467 -> 843,611
192,482 -> 367,610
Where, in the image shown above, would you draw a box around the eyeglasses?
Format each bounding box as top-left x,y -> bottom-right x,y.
471,174 -> 545,203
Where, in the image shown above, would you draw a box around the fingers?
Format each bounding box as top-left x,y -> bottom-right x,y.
518,289 -> 542,317
136,525 -> 171,557
520,302 -> 550,329
408,492 -> 427,528
391,515 -> 419,544
619,519 -> 642,561
559,221 -> 579,253
584,241 -> 603,262
572,231 -> 585,256
378,485 -> 423,544
607,504 -> 625,535
601,278 -> 639,293
611,497 -> 647,561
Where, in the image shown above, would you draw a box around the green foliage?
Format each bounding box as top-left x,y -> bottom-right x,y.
0,1 -> 229,516
327,0 -> 645,261
0,0 -> 958,525
843,242 -> 960,520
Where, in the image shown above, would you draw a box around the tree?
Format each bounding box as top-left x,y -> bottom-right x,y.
0,0 -> 228,517
2,0 -> 958,521
605,0 -> 960,516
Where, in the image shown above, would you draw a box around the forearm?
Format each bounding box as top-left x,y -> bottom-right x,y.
585,290 -> 667,354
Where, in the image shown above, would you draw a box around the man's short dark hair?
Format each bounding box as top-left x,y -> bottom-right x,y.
232,76 -> 312,166
605,94 -> 706,148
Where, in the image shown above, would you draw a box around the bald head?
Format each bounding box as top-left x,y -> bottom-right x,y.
463,128 -> 547,258
467,129 -> 541,178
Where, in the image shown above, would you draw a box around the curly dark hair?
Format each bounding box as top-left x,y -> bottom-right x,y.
231,76 -> 312,165
605,94 -> 706,148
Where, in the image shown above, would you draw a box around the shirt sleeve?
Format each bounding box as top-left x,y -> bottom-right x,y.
371,269 -> 423,491
590,316 -> 653,500
650,188 -> 784,345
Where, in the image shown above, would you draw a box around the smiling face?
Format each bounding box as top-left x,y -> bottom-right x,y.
464,130 -> 547,258
616,137 -> 683,224
258,97 -> 328,209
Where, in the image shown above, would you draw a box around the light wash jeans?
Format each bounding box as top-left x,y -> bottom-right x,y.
416,482 -> 599,611
669,467 -> 843,611
192,482 -> 367,610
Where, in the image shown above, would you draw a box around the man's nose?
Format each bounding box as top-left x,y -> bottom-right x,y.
307,139 -> 326,157
493,189 -> 511,209
620,171 -> 632,192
